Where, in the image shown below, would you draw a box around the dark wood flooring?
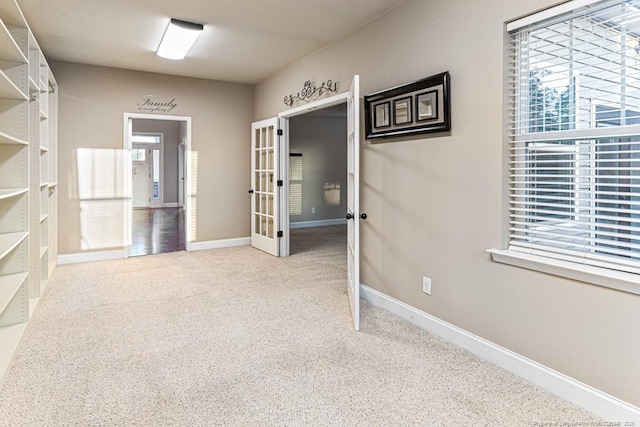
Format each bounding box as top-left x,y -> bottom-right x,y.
131,207 -> 185,257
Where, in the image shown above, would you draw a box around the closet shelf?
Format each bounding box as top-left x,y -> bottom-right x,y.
28,76 -> 38,93
0,130 -> 27,146
0,272 -> 28,315
0,69 -> 26,100
39,246 -> 46,259
0,188 -> 27,200
40,146 -> 48,154
0,231 -> 27,261
0,322 -> 27,381
40,213 -> 47,223
0,21 -> 27,64
0,1 -> 28,29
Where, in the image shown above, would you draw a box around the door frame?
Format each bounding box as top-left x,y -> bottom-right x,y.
123,113 -> 193,258
277,91 -> 351,257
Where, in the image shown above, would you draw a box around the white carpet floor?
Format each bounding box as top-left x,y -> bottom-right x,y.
0,226 -> 599,426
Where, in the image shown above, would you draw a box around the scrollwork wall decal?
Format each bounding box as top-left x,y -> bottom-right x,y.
283,80 -> 339,107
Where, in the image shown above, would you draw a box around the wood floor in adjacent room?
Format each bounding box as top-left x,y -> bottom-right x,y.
131,207 -> 185,257
0,226 -> 599,425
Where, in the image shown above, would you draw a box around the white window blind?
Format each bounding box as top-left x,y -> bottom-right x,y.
508,0 -> 640,274
289,154 -> 302,216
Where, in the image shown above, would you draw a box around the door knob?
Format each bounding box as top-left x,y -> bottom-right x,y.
248,189 -> 254,194
346,213 -> 354,220
360,213 -> 368,220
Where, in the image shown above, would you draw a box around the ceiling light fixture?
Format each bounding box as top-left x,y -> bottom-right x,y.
157,19 -> 203,60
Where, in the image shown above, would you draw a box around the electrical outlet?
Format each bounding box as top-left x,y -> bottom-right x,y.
422,276 -> 432,295
311,207 -> 316,214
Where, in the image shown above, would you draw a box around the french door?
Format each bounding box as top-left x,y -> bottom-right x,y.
249,75 -> 361,330
346,75 -> 360,331
250,118 -> 280,256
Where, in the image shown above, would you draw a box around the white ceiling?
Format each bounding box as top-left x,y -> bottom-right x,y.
17,0 -> 410,84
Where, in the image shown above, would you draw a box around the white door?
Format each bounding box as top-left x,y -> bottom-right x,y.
346,75 -> 360,331
178,143 -> 185,208
250,117 -> 280,256
149,147 -> 162,208
132,146 -> 151,208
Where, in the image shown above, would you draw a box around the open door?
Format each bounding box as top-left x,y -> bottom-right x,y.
346,75 -> 360,331
250,118 -> 280,256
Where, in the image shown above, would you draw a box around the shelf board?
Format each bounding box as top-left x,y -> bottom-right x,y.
39,246 -> 47,259
0,130 -> 26,146
0,1 -> 28,28
0,272 -> 27,315
40,146 -> 48,154
0,320 -> 27,384
28,76 -> 38,93
40,213 -> 47,223
39,109 -> 47,120
0,188 -> 26,201
0,68 -> 26,100
39,182 -> 47,188
39,79 -> 46,92
0,21 -> 26,64
0,231 -> 27,261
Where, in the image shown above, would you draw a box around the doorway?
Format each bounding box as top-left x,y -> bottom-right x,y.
288,104 -> 347,255
123,113 -> 192,258
250,75 -> 361,330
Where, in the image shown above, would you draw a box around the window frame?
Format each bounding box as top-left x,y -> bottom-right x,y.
490,0 -> 640,295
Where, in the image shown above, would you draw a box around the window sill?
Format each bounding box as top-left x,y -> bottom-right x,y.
487,249 -> 640,296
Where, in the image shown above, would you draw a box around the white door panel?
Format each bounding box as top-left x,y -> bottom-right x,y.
347,75 -> 360,331
132,146 -> 150,208
250,118 -> 280,256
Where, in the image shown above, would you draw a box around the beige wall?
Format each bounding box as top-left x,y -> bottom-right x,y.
254,0 -> 640,406
132,119 -> 181,204
289,106 -> 347,222
51,61 -> 253,254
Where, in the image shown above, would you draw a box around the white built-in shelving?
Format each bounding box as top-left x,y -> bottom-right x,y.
0,0 -> 57,388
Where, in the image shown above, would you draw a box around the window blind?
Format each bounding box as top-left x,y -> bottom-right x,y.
289,154 -> 302,216
507,0 -> 640,273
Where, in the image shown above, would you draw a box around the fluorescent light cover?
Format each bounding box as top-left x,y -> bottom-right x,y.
157,19 -> 203,60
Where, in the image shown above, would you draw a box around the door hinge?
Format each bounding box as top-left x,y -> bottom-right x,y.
277,231 -> 283,237
277,129 -> 283,136
277,180 -> 283,187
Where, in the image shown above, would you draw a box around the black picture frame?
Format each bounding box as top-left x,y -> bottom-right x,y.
416,90 -> 438,122
393,97 -> 412,125
373,102 -> 390,129
364,71 -> 450,139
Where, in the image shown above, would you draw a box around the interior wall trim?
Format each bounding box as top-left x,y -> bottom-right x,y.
189,237 -> 251,251
57,250 -> 125,265
359,284 -> 640,423
289,218 -> 347,229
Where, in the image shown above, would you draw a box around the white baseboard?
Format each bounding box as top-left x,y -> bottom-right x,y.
189,237 -> 250,251
58,250 -> 125,265
290,218 -> 346,229
360,284 -> 640,423
163,202 -> 179,208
